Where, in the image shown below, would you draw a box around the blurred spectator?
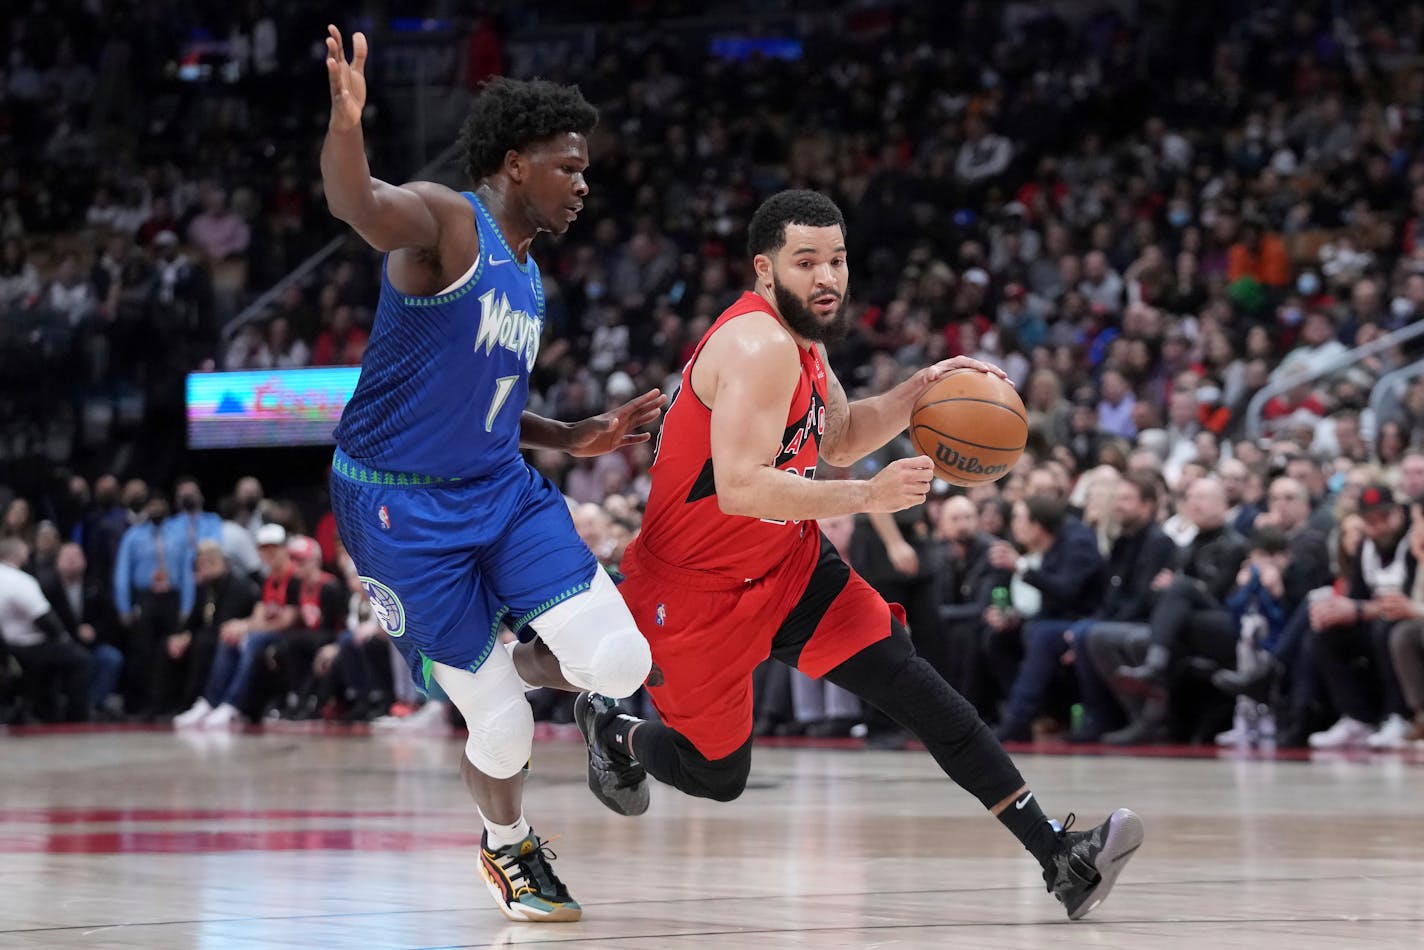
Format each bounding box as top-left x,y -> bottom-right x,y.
1384,504 -> 1424,745
216,497 -> 263,580
0,238 -> 41,308
112,495 -> 180,718
1106,478 -> 1249,744
187,188 -> 251,262
985,496 -> 1106,741
0,538 -> 92,722
311,304 -> 369,366
1306,485 -> 1417,750
181,523 -> 299,729
169,540 -> 260,723
40,543 -> 124,717
272,536 -> 347,720
934,494 -> 1007,719
1075,473 -> 1181,741
162,478 -> 225,623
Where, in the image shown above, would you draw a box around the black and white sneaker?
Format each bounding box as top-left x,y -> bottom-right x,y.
573,692 -> 650,817
1044,808 -> 1144,920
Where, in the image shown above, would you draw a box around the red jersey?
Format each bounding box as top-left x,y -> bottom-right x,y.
631,292 -> 828,584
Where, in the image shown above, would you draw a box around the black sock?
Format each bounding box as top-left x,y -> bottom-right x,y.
996,790 -> 1060,871
597,708 -> 641,765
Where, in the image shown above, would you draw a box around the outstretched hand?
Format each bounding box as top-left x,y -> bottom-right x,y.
567,389 -> 668,457
325,25 -> 368,132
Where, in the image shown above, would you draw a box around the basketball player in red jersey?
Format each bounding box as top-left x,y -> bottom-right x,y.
576,191 -> 1143,920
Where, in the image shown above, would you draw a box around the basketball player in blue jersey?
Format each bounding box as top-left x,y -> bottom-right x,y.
321,27 -> 664,922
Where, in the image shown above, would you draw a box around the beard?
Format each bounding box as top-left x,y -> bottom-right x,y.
772,273 -> 850,345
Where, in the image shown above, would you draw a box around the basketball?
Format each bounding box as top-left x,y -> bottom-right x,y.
908,369 -> 1027,486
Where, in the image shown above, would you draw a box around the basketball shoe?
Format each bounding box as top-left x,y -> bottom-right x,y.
574,692 -> 650,816
1044,808 -> 1144,920
478,830 -> 581,922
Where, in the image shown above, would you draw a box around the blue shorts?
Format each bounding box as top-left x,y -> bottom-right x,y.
330,448 -> 598,691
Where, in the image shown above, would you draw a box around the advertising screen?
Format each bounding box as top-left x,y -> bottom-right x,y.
186,368 -> 360,449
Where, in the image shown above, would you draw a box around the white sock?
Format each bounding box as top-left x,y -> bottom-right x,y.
482,813 -> 532,850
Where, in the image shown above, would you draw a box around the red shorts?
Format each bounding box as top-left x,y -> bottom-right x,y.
619,532 -> 899,760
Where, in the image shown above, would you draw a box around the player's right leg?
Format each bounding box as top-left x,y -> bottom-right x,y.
329,464 -> 580,922
822,631 -> 1144,920
430,656 -> 580,923
776,537 -> 1143,921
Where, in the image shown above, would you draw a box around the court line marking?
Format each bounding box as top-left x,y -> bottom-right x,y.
1,871 -> 1418,936
407,917 -> 1424,950
411,916 -> 1424,950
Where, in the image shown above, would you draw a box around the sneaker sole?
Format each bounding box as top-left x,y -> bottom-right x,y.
574,695 -> 650,818
1069,808 -> 1144,921
478,860 -> 583,923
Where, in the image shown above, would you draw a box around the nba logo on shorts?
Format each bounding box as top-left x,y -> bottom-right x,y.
378,505 -> 391,530
655,603 -> 666,626
360,576 -> 406,637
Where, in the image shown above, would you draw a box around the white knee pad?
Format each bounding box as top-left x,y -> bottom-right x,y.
530,568 -> 651,699
431,653 -> 534,780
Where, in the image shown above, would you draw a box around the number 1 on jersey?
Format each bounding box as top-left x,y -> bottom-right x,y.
486,375 -> 518,432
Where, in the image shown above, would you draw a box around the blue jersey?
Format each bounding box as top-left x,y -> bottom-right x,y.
334,192 -> 545,480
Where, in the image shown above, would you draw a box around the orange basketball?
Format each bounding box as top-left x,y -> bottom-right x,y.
908,369 -> 1027,486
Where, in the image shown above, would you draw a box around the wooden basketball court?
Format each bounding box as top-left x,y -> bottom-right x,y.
1,727 -> 1420,948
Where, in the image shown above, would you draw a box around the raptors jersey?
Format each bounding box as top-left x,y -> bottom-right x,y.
632,291 -> 828,583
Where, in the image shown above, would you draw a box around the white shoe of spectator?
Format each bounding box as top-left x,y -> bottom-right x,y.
202,703 -> 242,730
173,699 -> 213,728
1214,725 -> 1246,746
374,701 -> 450,734
1365,714 -> 1412,750
1307,717 -> 1373,749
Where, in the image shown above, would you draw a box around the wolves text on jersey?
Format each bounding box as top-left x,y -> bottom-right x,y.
474,287 -> 541,370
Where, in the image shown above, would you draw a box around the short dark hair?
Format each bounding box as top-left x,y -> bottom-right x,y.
1249,525 -> 1289,556
1122,470 -> 1160,507
1023,495 -> 1068,536
459,77 -> 598,183
747,190 -> 846,257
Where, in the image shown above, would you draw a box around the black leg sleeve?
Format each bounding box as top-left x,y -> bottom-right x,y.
823,625 -> 1027,810
632,722 -> 754,803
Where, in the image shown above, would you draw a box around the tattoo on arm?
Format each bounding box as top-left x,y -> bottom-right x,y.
823,363 -> 850,450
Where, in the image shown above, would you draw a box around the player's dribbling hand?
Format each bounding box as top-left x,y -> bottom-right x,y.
567,388 -> 668,457
325,25 -> 368,132
866,456 -> 934,512
915,355 -> 1011,388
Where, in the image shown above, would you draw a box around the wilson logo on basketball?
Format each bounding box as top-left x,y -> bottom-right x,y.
908,368 -> 1027,487
933,442 -> 1010,478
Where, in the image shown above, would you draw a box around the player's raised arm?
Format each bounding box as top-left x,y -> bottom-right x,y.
321,26 -> 449,252
706,314 -> 930,520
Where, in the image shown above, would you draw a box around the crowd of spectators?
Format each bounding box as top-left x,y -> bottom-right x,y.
3,2 -> 1424,748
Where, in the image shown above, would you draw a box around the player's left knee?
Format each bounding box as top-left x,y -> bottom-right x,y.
703,767 -> 749,803
579,626 -> 652,699
464,693 -> 535,780
692,750 -> 751,802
